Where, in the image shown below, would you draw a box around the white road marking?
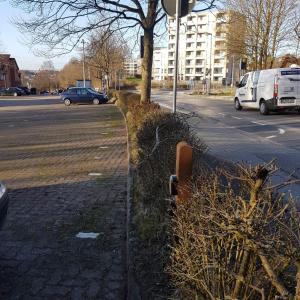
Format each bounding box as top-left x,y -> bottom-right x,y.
157,102 -> 186,114
76,232 -> 99,239
89,173 -> 102,176
266,135 -> 276,139
218,113 -> 225,116
99,146 -> 109,149
101,132 -> 109,135
251,121 -> 267,126
278,128 -> 285,135
232,116 -> 242,120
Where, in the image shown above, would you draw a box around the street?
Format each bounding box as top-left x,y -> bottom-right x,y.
152,90 -> 300,199
0,96 -> 127,299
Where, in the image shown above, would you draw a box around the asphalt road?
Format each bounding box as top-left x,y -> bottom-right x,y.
152,90 -> 300,199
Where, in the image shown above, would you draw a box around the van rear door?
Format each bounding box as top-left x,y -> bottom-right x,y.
278,69 -> 300,107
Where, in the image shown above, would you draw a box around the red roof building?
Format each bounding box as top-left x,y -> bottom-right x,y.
0,54 -> 21,88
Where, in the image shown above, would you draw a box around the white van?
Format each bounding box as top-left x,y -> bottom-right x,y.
234,67 -> 300,114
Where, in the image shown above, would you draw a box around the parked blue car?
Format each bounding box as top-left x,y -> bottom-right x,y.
60,87 -> 108,106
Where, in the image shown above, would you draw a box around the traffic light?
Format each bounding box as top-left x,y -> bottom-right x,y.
240,59 -> 247,70
181,0 -> 190,17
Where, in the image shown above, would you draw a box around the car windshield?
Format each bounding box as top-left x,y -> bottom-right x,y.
88,88 -> 101,94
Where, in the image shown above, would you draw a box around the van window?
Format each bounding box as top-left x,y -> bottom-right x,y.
240,74 -> 249,87
253,71 -> 260,84
281,70 -> 300,75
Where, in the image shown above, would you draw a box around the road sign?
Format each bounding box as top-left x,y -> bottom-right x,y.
162,0 -> 196,18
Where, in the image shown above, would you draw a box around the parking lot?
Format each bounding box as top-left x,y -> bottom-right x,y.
0,96 -> 127,299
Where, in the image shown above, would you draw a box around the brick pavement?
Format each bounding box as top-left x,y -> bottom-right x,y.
0,100 -> 128,299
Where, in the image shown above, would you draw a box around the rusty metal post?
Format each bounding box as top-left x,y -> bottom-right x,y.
176,141 -> 193,202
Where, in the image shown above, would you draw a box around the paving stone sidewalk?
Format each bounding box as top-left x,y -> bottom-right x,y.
0,102 -> 127,299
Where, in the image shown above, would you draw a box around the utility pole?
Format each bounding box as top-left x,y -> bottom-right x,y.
172,0 -> 181,114
231,55 -> 235,87
207,33 -> 212,95
81,39 -> 86,87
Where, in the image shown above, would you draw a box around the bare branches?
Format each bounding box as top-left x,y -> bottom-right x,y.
169,160 -> 300,298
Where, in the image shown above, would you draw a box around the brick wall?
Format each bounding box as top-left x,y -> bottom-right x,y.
0,54 -> 21,88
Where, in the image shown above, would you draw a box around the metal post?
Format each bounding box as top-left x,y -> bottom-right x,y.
82,39 -> 86,88
172,0 -> 181,114
231,55 -> 235,87
208,33 -> 212,95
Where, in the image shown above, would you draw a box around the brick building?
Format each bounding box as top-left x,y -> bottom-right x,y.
0,54 -> 21,88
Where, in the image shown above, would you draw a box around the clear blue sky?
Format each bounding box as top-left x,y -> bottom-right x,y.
0,2 -> 77,70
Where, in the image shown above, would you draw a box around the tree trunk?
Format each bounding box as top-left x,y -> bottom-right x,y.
141,28 -> 154,103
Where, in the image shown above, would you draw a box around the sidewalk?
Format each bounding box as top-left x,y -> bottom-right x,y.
0,103 -> 128,299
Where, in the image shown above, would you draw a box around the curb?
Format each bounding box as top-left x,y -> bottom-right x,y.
116,105 -> 141,300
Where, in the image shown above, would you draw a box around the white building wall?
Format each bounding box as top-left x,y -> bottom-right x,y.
152,47 -> 168,81
167,11 -> 228,83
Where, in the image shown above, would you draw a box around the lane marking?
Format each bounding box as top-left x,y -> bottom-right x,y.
266,135 -> 276,139
76,232 -> 99,239
157,102 -> 186,114
89,173 -> 102,176
278,128 -> 285,135
101,132 -> 109,135
99,146 -> 109,149
218,113 -> 225,116
251,121 -> 267,126
232,116 -> 242,120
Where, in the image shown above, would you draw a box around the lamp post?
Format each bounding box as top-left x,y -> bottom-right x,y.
172,0 -> 181,114
81,39 -> 86,87
205,32 -> 213,95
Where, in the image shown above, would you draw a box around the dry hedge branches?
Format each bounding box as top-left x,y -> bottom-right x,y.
169,162 -> 300,300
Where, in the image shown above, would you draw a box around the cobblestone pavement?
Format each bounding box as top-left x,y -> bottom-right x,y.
0,98 -> 127,299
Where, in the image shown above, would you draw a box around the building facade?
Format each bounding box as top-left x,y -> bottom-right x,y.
168,11 -> 229,83
152,47 -> 168,81
0,54 -> 21,88
124,59 -> 142,77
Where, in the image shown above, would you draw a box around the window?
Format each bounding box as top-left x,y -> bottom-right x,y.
253,71 -> 261,84
240,74 -> 249,87
78,88 -> 88,95
187,34 -> 194,39
68,88 -> 77,95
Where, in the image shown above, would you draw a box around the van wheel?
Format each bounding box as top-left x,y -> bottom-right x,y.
234,98 -> 242,110
259,100 -> 269,115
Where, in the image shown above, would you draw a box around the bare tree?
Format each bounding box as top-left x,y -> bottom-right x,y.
32,60 -> 58,92
226,0 -> 298,70
86,30 -> 128,91
12,0 -> 217,103
58,58 -> 82,88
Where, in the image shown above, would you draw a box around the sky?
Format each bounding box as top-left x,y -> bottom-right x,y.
0,2 -> 77,70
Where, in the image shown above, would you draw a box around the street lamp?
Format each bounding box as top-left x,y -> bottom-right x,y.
81,39 -> 86,87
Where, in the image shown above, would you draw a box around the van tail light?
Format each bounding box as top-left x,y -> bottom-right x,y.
274,81 -> 278,99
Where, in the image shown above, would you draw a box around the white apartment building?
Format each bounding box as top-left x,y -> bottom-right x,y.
124,59 -> 142,77
152,47 -> 168,81
168,11 -> 229,83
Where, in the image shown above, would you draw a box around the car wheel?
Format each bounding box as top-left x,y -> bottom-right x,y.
13,92 -> 17,97
64,99 -> 71,106
234,98 -> 242,110
93,98 -> 100,105
259,100 -> 269,115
